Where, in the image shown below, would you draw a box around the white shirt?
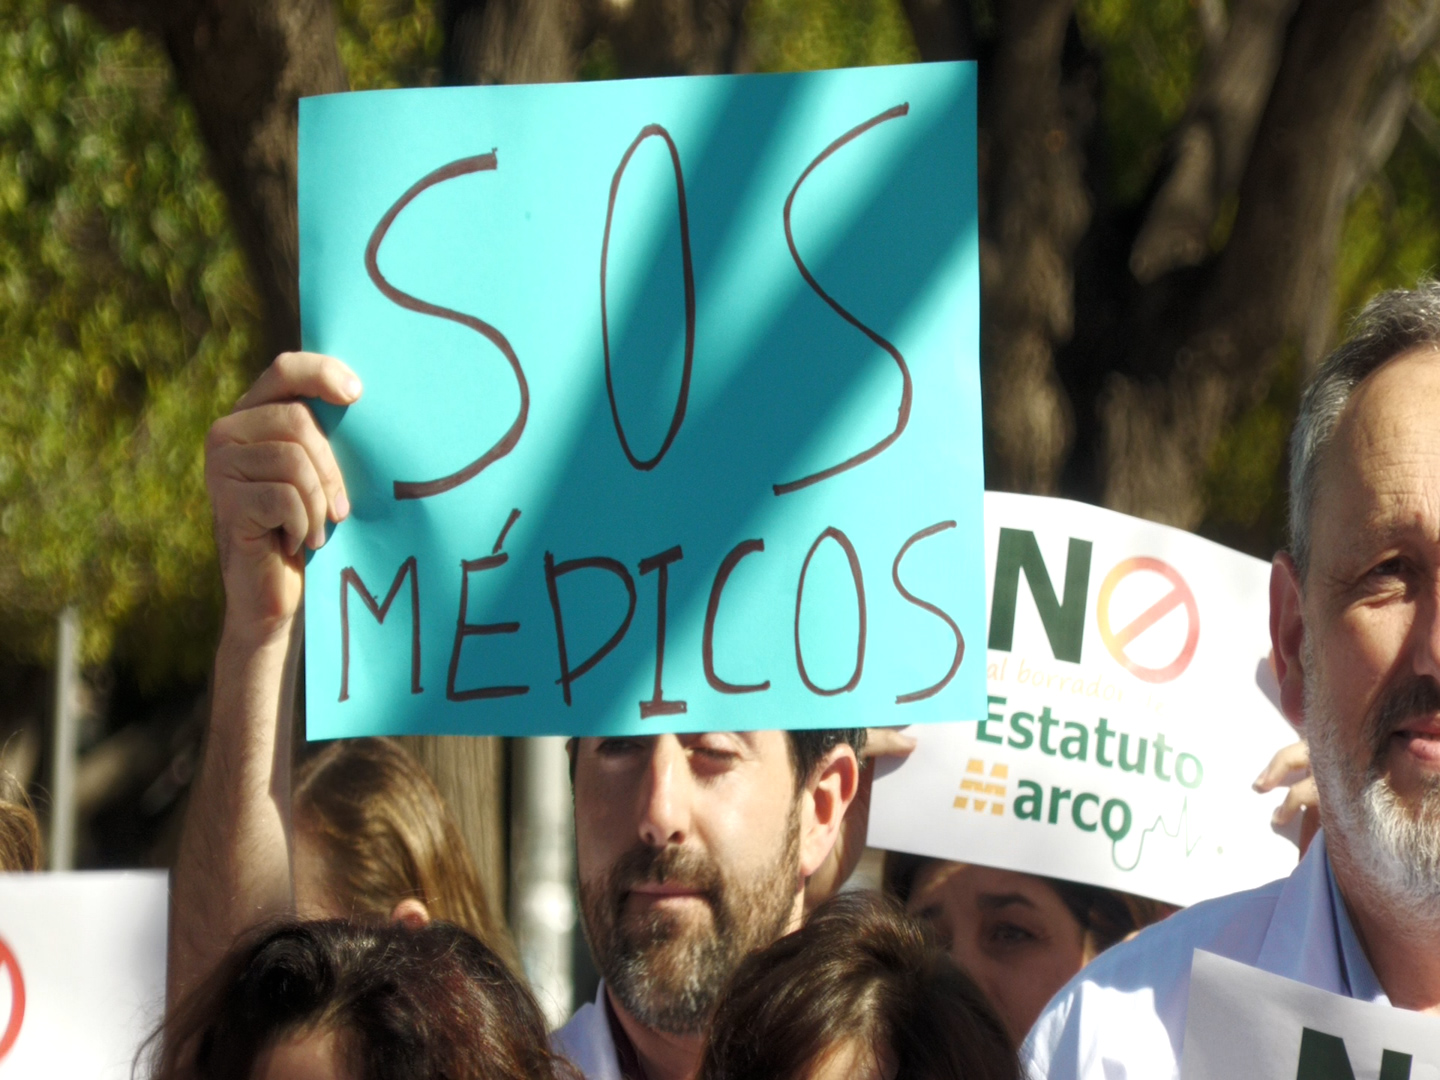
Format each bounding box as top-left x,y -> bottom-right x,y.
1022,831 -> 1386,1080
553,981 -> 622,1080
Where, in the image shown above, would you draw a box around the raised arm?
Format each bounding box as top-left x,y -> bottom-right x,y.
168,353 -> 359,1004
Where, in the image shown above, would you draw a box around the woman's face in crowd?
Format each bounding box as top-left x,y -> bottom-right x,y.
905,861 -> 1091,1044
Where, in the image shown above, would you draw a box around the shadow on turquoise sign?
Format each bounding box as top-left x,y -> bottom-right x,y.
300,62 -> 985,737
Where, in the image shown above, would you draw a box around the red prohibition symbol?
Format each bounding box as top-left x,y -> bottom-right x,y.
1096,556 -> 1200,684
0,935 -> 25,1061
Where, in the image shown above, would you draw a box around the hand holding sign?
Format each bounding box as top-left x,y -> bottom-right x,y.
205,352 -> 358,644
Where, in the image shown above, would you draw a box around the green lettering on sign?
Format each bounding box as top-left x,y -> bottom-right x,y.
1295,1027 -> 1412,1080
987,529 -> 1092,662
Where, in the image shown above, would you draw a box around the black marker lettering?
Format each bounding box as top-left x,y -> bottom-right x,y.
892,521 -> 964,703
339,557 -> 422,702
703,539 -> 770,694
638,545 -> 686,718
544,552 -> 637,706
366,152 -> 529,500
774,104 -> 913,496
794,527 -> 866,696
447,547 -> 528,702
601,125 -> 695,471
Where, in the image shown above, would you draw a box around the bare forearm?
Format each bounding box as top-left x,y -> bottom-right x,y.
175,351 -> 357,1002
168,616 -> 300,1005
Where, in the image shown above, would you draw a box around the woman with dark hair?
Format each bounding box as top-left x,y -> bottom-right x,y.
883,853 -> 1174,1044
292,738 -> 514,965
698,891 -> 1018,1080
149,918 -> 577,1080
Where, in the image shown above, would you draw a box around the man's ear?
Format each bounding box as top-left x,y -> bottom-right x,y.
1271,552 -> 1307,731
798,744 -> 860,879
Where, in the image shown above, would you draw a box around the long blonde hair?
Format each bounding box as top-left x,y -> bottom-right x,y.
293,737 -> 515,967
0,768 -> 39,872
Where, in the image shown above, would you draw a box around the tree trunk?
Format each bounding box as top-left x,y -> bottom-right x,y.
897,0 -> 977,63
67,0 -> 349,361
944,0 -> 1401,528
594,0 -> 749,76
1127,0 -> 1299,284
69,0 -> 513,909
442,0 -> 582,85
979,0 -> 1090,494
1097,0 -> 1394,525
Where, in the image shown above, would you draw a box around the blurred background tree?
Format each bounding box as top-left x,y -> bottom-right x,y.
2,0 -> 1439,874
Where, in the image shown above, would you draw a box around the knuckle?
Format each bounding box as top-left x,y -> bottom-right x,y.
316,449 -> 342,487
273,439 -> 307,470
204,419 -> 234,456
281,400 -> 313,431
254,484 -> 283,520
298,468 -> 325,508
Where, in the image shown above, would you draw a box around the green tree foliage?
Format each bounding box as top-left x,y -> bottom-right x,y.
336,0 -> 442,90
1077,0 -> 1206,205
746,0 -> 918,72
1076,0 -> 1440,553
0,0 -> 441,684
0,1 -> 254,681
2,0 -> 1436,690
1335,58 -> 1440,323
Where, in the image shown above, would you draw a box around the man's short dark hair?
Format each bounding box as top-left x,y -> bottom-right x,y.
786,729 -> 866,789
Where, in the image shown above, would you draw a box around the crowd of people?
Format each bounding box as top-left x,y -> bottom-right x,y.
143,281 -> 1440,1078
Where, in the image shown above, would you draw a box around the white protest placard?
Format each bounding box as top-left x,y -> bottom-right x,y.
868,492 -> 1299,907
0,871 -> 167,1078
1181,950 -> 1440,1079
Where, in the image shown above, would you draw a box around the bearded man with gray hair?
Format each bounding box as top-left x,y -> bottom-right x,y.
1023,284 -> 1440,1079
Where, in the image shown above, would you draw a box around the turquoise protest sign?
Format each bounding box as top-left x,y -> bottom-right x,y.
299,63 -> 984,738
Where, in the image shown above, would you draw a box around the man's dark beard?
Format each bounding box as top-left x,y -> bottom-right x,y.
578,806 -> 800,1035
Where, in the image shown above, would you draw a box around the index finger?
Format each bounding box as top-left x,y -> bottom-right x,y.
234,352 -> 363,412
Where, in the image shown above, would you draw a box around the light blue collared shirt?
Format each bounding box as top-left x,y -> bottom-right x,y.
1024,831 -> 1395,1079
1326,851 -> 1387,1004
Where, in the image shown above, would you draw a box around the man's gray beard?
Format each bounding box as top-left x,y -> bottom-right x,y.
1304,636 -> 1440,915
578,802 -> 801,1035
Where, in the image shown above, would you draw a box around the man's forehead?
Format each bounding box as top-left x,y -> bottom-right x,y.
573,730 -> 787,753
1311,349 -> 1440,557
1340,347 -> 1440,443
